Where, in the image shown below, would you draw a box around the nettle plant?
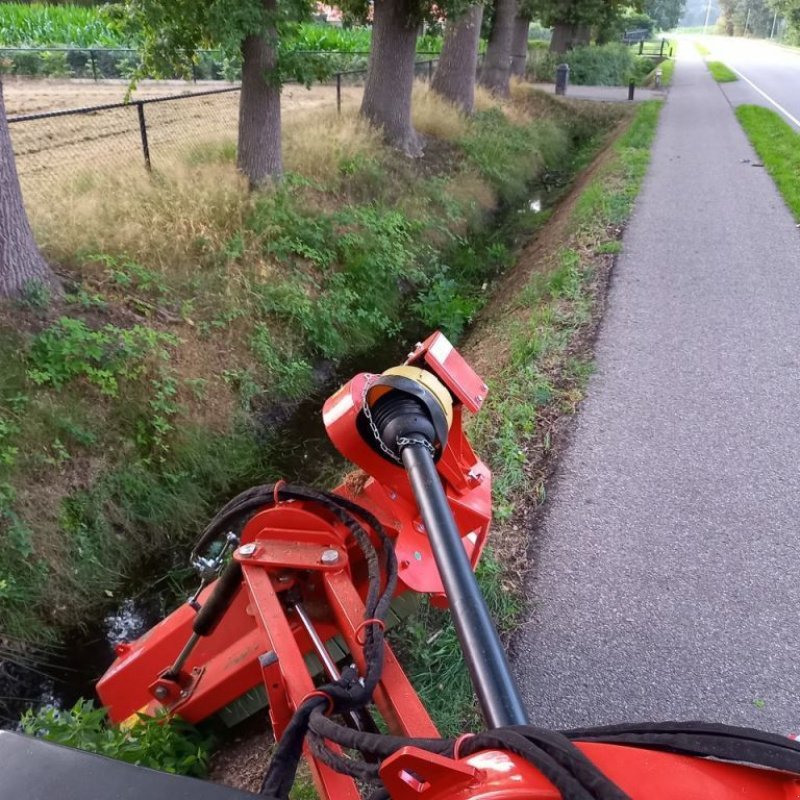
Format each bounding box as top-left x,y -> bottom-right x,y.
27,318 -> 175,398
26,318 -> 181,459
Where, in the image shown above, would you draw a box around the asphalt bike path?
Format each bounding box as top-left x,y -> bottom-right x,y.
512,44 -> 800,733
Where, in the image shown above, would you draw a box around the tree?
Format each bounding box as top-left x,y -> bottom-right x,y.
530,0 -> 635,52
0,79 -> 56,299
120,0 -> 314,187
239,0 -> 282,183
480,0 -> 519,95
768,0 -> 800,41
360,0 -> 425,156
353,0 -> 477,154
432,4 -> 484,113
719,0 -> 773,34
644,0 -> 687,30
510,12 -> 531,76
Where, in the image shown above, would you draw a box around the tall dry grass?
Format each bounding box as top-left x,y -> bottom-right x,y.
411,81 -> 468,140
30,162 -> 252,274
27,108 -> 389,272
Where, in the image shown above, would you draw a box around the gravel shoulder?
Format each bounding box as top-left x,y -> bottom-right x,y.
513,44 -> 800,733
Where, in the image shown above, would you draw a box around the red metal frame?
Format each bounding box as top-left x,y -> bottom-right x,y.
97,332 -> 800,800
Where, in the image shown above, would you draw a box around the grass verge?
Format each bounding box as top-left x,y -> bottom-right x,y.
736,104 -> 800,220
695,42 -> 711,56
395,101 -> 664,734
707,60 -> 738,82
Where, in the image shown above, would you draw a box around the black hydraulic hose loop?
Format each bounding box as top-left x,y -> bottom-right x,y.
251,484 -> 397,799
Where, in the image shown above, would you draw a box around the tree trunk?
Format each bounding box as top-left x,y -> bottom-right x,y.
509,14 -> 530,77
360,0 -> 422,157
479,0 -> 518,96
0,79 -> 55,299
550,21 -> 578,53
431,5 -> 483,114
237,0 -> 282,188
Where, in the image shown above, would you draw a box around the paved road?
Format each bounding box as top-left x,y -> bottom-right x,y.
513,45 -> 800,733
694,35 -> 800,128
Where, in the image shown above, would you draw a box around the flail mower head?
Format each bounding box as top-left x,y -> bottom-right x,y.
5,332 -> 800,800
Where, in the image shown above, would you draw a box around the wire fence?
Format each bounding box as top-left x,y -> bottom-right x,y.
0,47 -> 440,81
7,57 -> 439,210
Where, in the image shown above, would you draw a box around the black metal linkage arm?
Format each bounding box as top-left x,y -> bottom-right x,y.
400,442 -> 528,729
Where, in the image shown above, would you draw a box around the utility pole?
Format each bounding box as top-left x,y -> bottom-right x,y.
703,0 -> 713,35
770,9 -> 778,39
744,6 -> 751,35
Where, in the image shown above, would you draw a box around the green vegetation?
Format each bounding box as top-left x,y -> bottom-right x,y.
527,42 -> 655,86
0,2 -> 121,47
707,60 -> 738,82
21,700 -> 214,777
396,102 -> 663,734
0,4 -> 446,80
1,85 -> 626,648
0,3 -> 441,51
736,105 -> 800,221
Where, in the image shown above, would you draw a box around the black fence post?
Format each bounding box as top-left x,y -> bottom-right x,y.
428,59 -> 434,81
639,40 -> 644,55
336,72 -> 342,114
89,49 -> 98,81
136,102 -> 152,171
628,80 -> 635,101
660,38 -> 665,57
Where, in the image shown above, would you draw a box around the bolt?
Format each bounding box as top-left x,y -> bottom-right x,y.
238,543 -> 257,557
414,521 -> 425,533
154,685 -> 169,701
321,548 -> 340,564
474,395 -> 483,404
388,489 -> 397,500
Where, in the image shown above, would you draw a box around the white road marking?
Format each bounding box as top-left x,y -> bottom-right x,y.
727,63 -> 800,130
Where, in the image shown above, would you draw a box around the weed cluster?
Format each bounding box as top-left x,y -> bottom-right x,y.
21,700 -> 213,777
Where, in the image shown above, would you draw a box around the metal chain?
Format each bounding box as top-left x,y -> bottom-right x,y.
361,375 -> 402,464
396,436 -> 436,458
360,376 -> 437,462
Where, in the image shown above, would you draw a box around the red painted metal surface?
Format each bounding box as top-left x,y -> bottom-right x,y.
96,331 -> 800,800
380,743 -> 800,799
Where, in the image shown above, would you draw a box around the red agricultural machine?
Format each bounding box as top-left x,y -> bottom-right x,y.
3,331 -> 800,800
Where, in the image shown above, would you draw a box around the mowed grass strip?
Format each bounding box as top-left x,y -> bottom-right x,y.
736,104 -> 800,220
707,60 -> 738,82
